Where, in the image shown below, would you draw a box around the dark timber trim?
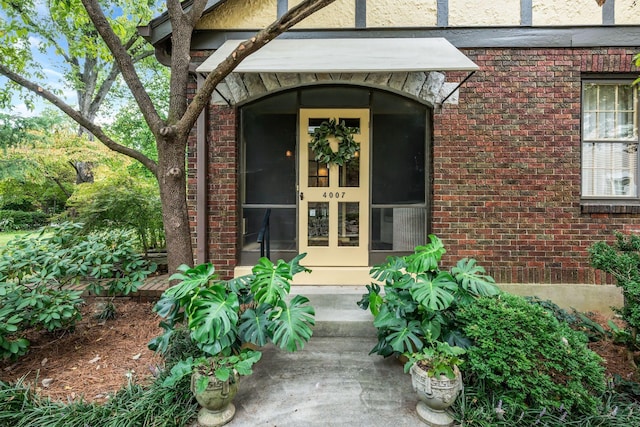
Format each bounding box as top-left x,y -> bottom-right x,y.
355,0 -> 366,28
603,0 -> 615,25
437,0 -> 448,27
277,0 -> 287,19
190,26 -> 640,50
521,0 -> 532,26
196,74 -> 209,264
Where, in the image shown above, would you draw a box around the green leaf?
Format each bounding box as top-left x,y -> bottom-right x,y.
406,235 -> 446,273
269,295 -> 315,352
251,257 -> 298,305
409,271 -> 457,311
238,304 -> 271,347
385,319 -> 424,354
234,350 -> 261,376
166,263 -> 217,300
188,286 -> 239,351
162,358 -> 194,388
369,256 -> 407,284
213,366 -> 231,382
451,258 -> 500,297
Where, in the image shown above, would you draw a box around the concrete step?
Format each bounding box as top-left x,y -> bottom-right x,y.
290,286 -> 377,338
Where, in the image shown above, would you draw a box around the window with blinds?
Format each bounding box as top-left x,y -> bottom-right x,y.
582,81 -> 639,199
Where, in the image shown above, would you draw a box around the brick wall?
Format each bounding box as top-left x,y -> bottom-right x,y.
433,47 -> 640,284
190,46 -> 639,284
206,105 -> 238,278
187,100 -> 239,278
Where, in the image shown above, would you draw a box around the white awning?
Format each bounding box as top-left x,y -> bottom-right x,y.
195,38 -> 478,74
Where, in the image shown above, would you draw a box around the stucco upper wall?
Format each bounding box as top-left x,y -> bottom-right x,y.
197,0 -> 276,29
194,0 -> 640,30
449,0 -> 521,26
291,0 -> 355,29
532,0 -> 602,26
616,0 -> 640,25
367,0 -> 437,27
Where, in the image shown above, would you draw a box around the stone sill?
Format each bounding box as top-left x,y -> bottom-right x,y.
581,203 -> 640,214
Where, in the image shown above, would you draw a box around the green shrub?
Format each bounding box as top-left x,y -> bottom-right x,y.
0,210 -> 48,231
457,293 -> 606,416
452,378 -> 639,426
0,282 -> 82,360
65,174 -> 165,252
0,221 -> 156,296
589,232 -> 640,347
0,222 -> 156,360
526,296 -> 608,342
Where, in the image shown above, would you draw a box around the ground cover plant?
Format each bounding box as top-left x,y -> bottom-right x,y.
0,363 -> 197,427
0,222 -> 155,359
0,231 -> 32,247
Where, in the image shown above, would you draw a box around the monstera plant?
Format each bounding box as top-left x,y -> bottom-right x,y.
358,235 -> 500,357
149,253 -> 315,427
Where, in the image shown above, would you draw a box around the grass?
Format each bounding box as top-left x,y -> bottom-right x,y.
0,230 -> 50,248
0,231 -> 29,247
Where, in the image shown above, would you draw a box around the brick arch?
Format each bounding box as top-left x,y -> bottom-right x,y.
210,71 -> 461,107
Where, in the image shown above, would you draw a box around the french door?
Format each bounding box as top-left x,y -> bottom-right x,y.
298,109 -> 370,266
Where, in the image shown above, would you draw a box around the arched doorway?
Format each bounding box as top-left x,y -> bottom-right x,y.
238,85 -> 431,275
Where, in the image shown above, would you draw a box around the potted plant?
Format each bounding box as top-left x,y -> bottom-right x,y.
149,253 -> 315,427
357,235 -> 498,425
403,342 -> 465,427
358,234 -> 500,358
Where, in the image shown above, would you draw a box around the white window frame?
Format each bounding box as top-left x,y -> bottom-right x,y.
581,79 -> 640,202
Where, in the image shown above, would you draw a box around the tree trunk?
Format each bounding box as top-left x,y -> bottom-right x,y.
156,134 -> 193,272
71,161 -> 94,183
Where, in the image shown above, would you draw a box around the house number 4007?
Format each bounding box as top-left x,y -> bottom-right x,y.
323,191 -> 346,199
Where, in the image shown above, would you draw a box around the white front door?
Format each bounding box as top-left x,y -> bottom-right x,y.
299,109 -> 370,266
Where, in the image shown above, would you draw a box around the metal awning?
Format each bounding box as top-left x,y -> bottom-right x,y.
195,37 -> 478,74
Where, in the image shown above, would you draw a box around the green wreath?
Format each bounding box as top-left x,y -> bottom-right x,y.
309,119 -> 360,166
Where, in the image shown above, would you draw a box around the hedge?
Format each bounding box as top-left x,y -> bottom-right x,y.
0,210 -> 49,231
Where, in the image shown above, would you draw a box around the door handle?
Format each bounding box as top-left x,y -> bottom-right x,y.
300,192 -> 304,201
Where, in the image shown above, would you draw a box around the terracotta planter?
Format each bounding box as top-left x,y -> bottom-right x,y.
190,370 -> 239,427
409,364 -> 462,427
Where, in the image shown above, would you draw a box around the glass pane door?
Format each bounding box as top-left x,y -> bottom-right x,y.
299,109 -> 370,266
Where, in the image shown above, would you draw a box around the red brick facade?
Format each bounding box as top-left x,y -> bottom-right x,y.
434,47 -> 639,283
190,47 -> 640,283
188,104 -> 239,277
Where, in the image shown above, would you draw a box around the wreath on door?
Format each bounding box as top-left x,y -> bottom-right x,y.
309,119 -> 360,166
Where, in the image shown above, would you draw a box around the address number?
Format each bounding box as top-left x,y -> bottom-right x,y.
323,191 -> 346,199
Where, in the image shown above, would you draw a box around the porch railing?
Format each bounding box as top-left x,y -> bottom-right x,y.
257,208 -> 271,259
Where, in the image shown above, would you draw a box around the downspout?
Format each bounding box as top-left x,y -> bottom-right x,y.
196,74 -> 208,263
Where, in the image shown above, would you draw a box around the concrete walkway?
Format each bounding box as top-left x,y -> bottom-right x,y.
228,286 -> 424,426
230,337 -> 424,426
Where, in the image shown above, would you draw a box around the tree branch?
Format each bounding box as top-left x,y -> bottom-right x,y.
185,0 -> 208,26
88,62 -> 121,119
177,0 -> 336,136
80,0 -> 164,135
163,0 -> 208,126
0,63 -> 158,176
